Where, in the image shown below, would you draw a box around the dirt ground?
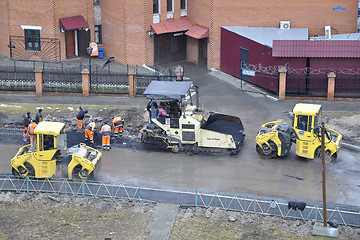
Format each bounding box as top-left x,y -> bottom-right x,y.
1,192 -> 359,240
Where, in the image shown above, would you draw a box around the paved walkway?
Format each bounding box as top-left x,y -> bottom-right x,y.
146,203 -> 179,240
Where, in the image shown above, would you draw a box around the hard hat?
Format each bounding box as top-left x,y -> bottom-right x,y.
104,121 -> 108,124
39,109 -> 42,112
84,110 -> 88,113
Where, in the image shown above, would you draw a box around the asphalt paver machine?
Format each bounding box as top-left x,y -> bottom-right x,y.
140,81 -> 245,154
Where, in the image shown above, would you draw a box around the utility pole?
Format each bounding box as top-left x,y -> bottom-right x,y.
321,122 -> 327,227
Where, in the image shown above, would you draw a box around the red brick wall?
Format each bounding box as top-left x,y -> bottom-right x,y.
0,0 -> 94,61
0,1 -> 9,57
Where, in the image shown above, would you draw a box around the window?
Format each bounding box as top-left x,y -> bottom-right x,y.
167,0 -> 173,12
153,0 -> 159,14
180,0 -> 186,10
296,115 -> 312,132
25,29 -> 41,51
95,25 -> 102,44
94,0 -> 100,5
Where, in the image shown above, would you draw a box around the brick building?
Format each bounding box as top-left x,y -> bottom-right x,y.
0,0 -> 358,70
0,0 -> 95,61
101,0 -> 358,69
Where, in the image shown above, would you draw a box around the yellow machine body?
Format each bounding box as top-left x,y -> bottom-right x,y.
11,121 -> 102,179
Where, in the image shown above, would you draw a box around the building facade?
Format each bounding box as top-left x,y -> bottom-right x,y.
0,0 -> 357,69
101,0 -> 357,69
0,0 -> 95,61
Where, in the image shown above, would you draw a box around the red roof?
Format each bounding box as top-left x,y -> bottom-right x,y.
272,40 -> 360,58
59,16 -> 89,31
186,24 -> 209,39
151,18 -> 193,35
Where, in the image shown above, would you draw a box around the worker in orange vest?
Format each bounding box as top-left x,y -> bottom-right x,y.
112,116 -> 125,138
101,121 -> 111,150
28,120 -> 37,144
85,119 -> 97,145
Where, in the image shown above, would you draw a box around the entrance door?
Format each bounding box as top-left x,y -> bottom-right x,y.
198,39 -> 207,67
78,29 -> 90,57
66,30 -> 75,58
240,48 -> 249,81
154,32 -> 187,65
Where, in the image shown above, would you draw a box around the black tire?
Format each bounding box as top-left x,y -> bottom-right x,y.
12,168 -> 21,178
256,141 -> 277,159
24,162 -> 35,177
314,147 -> 335,163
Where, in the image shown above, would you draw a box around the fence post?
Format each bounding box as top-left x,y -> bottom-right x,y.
81,69 -> 90,97
34,68 -> 43,96
128,69 -> 136,97
278,67 -> 287,101
327,72 -> 336,101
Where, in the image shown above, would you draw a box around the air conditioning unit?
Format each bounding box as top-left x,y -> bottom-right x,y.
280,21 -> 291,29
325,25 -> 331,39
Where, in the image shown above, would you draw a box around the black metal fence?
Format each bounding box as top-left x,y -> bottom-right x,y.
286,75 -> 328,97
135,74 -> 179,95
335,75 -> 360,98
0,70 -> 35,92
43,72 -> 82,93
90,72 -> 129,94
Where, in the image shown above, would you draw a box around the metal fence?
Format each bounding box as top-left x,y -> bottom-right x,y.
135,74 -> 179,95
335,75 -> 360,98
1,175 -> 359,227
90,72 -> 129,94
43,71 -> 82,93
286,75 -> 328,97
0,70 -> 35,92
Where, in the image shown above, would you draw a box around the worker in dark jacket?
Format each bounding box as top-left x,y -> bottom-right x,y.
35,109 -> 43,124
76,106 -> 88,132
23,111 -> 31,140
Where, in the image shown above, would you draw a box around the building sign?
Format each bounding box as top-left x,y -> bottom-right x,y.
242,69 -> 256,76
332,6 -> 346,11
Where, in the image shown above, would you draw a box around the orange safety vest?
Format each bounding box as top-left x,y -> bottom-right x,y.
86,122 -> 96,131
113,117 -> 124,127
101,124 -> 111,136
28,122 -> 37,134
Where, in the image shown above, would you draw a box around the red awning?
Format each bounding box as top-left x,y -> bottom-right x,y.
151,18 -> 193,35
59,16 -> 89,31
186,24 -> 209,39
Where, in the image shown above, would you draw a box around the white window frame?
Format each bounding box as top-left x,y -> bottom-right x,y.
180,0 -> 187,10
21,25 -> 42,51
167,0 -> 174,13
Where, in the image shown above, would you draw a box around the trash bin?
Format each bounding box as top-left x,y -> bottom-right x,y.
98,47 -> 104,59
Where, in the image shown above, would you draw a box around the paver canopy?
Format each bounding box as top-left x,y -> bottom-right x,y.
143,81 -> 193,100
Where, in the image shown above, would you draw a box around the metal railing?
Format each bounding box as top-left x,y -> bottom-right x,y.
1,175 -> 359,227
0,70 -> 35,91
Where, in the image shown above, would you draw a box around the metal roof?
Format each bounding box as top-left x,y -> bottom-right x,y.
143,81 -> 193,100
151,18 -> 193,35
186,24 -> 209,39
272,40 -> 360,58
59,16 -> 89,31
310,33 -> 360,41
222,26 -> 308,47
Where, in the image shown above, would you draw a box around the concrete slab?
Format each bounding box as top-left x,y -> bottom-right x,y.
312,225 -> 339,238
146,203 -> 179,240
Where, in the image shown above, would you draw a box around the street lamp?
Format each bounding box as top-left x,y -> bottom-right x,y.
86,46 -> 93,85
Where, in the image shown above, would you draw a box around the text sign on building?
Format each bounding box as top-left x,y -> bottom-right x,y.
242,69 -> 256,76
